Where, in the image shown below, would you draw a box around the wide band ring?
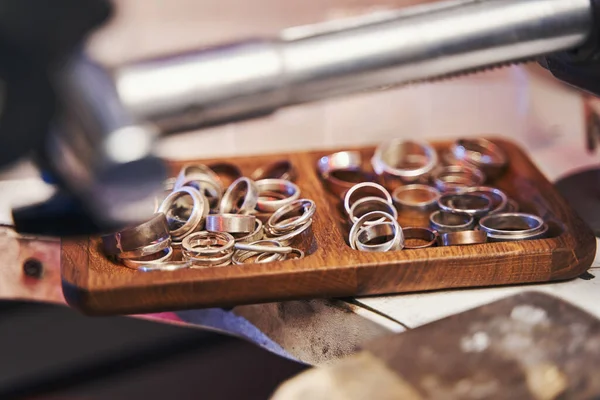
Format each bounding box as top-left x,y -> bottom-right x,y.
439,230 -> 488,246
402,227 -> 438,249
392,184 -> 440,210
429,210 -> 475,233
232,219 -> 264,243
323,170 -> 377,197
478,213 -> 547,241
349,211 -> 404,252
256,179 -> 301,212
206,214 -> 256,233
102,213 -> 170,256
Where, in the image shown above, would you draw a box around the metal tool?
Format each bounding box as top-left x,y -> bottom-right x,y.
4,0 -> 600,235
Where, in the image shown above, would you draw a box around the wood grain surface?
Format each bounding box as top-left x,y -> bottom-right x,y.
61,139 -> 596,315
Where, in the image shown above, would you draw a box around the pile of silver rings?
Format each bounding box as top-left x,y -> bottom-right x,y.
318,138 -> 548,252
102,160 -> 314,270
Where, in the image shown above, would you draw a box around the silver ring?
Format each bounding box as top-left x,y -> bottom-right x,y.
439,230 -> 488,246
371,140 -> 438,182
138,261 -> 190,272
451,138 -> 508,171
392,184 -> 440,210
318,151 -> 362,176
220,177 -> 259,215
158,187 -> 208,239
437,193 -> 492,217
206,214 -> 256,233
255,179 -> 301,212
182,231 -> 235,256
267,199 -> 316,234
354,222 -> 402,252
118,237 -> 172,260
402,227 -> 438,249
349,211 -> 404,252
349,196 -> 398,225
266,219 -> 313,245
235,242 -> 293,254
232,240 -> 284,264
433,165 -> 486,192
232,219 -> 264,243
251,160 -> 297,182
102,213 -> 170,256
449,186 -> 507,215
122,247 -> 174,269
174,163 -> 223,192
429,210 -> 475,233
184,250 -> 233,267
478,213 -> 547,241
255,252 -> 286,263
344,182 -> 392,216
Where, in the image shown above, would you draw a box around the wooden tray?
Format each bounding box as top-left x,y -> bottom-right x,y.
61,139 -> 596,315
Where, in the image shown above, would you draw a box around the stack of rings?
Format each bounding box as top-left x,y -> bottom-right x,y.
103,160 -> 313,271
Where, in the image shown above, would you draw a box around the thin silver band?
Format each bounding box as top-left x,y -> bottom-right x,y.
205,214 -> 256,233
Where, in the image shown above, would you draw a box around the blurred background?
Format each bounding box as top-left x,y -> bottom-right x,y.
1,0 -> 599,399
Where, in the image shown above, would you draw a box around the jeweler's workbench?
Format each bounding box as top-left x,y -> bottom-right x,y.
2,0 -> 600,367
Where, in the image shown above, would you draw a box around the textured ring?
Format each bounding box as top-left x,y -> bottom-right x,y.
206,214 -> 256,233
439,230 -> 488,246
344,182 -> 392,216
102,213 -> 170,256
371,139 -> 438,183
392,185 -> 440,210
220,177 -> 259,214
182,231 -> 235,256
438,193 -> 492,217
402,227 -> 438,249
256,179 -> 301,212
429,210 -> 475,233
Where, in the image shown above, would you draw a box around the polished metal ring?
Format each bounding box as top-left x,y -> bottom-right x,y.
220,177 -> 259,214
318,151 -> 362,177
402,227 -> 438,249
182,231 -> 236,256
344,182 -> 392,215
256,179 -> 301,212
349,196 -> 398,225
206,214 -> 256,233
267,219 -> 313,246
174,163 -> 224,197
232,240 -> 284,264
267,199 -> 316,234
437,193 -> 492,217
235,242 -> 293,254
392,184 -> 440,210
184,250 -> 233,267
439,230 -> 488,246
158,187 -> 208,239
478,213 -> 547,241
118,237 -> 172,260
451,138 -> 508,172
429,210 -> 475,233
251,160 -> 297,182
349,211 -> 403,252
122,247 -> 174,269
102,213 -> 170,256
433,165 -> 486,192
371,139 -> 438,183
323,169 -> 377,197
353,221 -> 404,252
